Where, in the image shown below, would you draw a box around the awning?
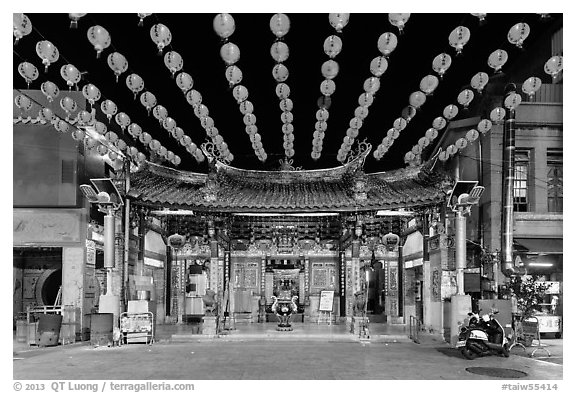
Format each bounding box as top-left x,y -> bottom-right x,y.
514,238 -> 563,254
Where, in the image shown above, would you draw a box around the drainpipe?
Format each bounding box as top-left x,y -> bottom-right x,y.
501,83 -> 517,275
123,161 -> 130,310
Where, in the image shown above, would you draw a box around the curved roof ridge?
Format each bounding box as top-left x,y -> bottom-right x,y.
137,161 -> 206,184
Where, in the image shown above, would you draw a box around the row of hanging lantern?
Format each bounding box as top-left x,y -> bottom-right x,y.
404,19 -> 559,166
337,15 -> 402,164
314,13 -> 349,161
13,14 -> 186,168
375,22 -> 468,162
214,13 -> 267,162
269,13 -> 296,160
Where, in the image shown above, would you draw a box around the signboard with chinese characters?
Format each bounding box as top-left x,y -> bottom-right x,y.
319,290 -> 335,311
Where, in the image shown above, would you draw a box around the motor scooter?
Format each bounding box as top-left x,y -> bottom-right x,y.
456,310 -> 510,359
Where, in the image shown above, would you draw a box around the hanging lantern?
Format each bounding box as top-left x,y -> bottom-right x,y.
446,144 -> 458,156
243,113 -> 257,126
41,81 -> 60,102
393,117 -> 407,131
18,62 -> 39,88
448,26 -> 471,55
377,32 -> 398,58
54,119 -> 70,133
127,123 -> 142,138
71,129 -> 85,142
164,51 -> 184,77
96,144 -> 108,156
105,131 -> 119,144
488,49 -> 508,73
389,13 -> 410,34
81,83 -> 101,108
281,124 -> 293,134
150,23 -> 172,55
139,91 -> 157,115
455,137 -> 468,150
522,76 -> 542,101
108,151 -> 119,161
363,77 -> 381,94
38,107 -> 55,123
321,60 -> 339,80
60,96 -> 77,119
87,25 -> 111,58
115,112 -> 131,131
60,64 -> 81,90
137,13 -> 152,27
419,75 -> 439,95
315,121 -> 328,132
349,117 -> 363,130
471,13 -> 487,24
225,65 -> 243,86
544,55 -> 563,82
272,64 -> 289,82
68,13 -> 86,29
508,22 -> 530,49
404,151 -> 416,163
477,119 -> 493,134
172,154 -> 181,166
13,13 -> 32,45
176,72 -> 194,93
220,42 -> 241,65
101,100 -> 117,123
107,52 -> 128,83
466,129 -> 480,142
425,127 -> 438,140
115,139 -> 127,151
149,139 -> 161,152
432,116 -> 447,130
139,132 -> 152,145
329,13 -> 350,33
136,152 -> 147,164
186,90 -> 202,107
432,53 -> 452,78
180,136 -> 192,147
317,96 -> 332,110
323,35 -> 343,58
270,13 -> 290,38
382,135 -> 394,147
320,80 -> 336,96
358,93 -> 374,107
127,146 -> 139,158
76,110 -> 93,126
489,107 -> 506,123
94,121 -> 107,135
35,40 -> 59,72
275,83 -> 291,99
281,111 -> 294,124
443,104 -> 459,120
370,56 -> 388,77
194,104 -> 209,118
457,89 -> 475,109
240,100 -> 255,114
354,106 -> 369,120
172,126 -> 184,140
233,85 -> 249,103
213,13 -> 235,40
504,92 -> 522,111
411,144 -> 423,155
402,105 -> 417,122
470,72 -> 489,94
126,74 -> 145,99
152,105 -> 168,123
14,94 -> 33,118
200,116 -> 214,129
270,42 -> 289,62
409,91 -> 426,109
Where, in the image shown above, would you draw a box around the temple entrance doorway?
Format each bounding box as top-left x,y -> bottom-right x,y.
265,258 -> 305,322
364,261 -> 386,322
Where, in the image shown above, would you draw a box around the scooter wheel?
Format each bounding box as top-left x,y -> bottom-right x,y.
502,343 -> 510,358
461,347 -> 478,360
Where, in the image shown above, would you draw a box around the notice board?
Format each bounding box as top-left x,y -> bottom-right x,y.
319,290 -> 335,311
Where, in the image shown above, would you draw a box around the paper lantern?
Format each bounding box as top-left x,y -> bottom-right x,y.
457,89 -> 475,109
164,51 -> 184,77
432,53 -> 452,78
41,81 -> 59,102
508,22 -> 530,48
389,13 -> 410,34
409,91 -> 426,109
94,121 -> 107,135
240,100 -> 255,114
377,32 -> 397,57
127,123 -> 142,138
466,129 -> 480,142
329,13 -> 350,33
18,62 -> 39,88
443,104 -> 459,120
193,104 -> 209,118
522,76 -> 542,101
140,92 -> 157,115
126,74 -> 144,99
489,107 -> 506,123
213,13 -> 235,39
115,112 -> 131,131
419,75 -> 439,95
225,65 -> 243,86
36,40 -> 59,72
272,64 -> 289,82
488,49 -> 508,73
270,13 -> 290,38
402,105 -> 417,122
233,85 -> 249,103
107,52 -> 128,82
270,41 -> 289,62
176,72 -> 194,93
504,93 -> 522,111
425,128 -> 438,140
477,119 -> 492,134
13,13 -> 32,45
152,105 -> 168,123
220,42 -> 241,65
544,55 -> 563,82
163,117 -> 177,132
150,24 -> 172,54
186,90 -> 202,107
324,35 -> 343,58
68,13 -> 86,29
370,56 -> 388,77
137,13 -> 152,27
321,60 -> 339,80
60,64 -> 80,89
470,72 -> 489,94
82,83 -> 101,107
87,25 -> 111,58
432,116 -> 447,130
393,117 -> 407,131
320,80 -> 336,96
448,26 -> 470,55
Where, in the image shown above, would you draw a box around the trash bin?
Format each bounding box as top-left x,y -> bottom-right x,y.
90,313 -> 114,346
36,314 -> 63,347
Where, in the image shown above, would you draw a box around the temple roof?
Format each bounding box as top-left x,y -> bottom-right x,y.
127,155 -> 451,213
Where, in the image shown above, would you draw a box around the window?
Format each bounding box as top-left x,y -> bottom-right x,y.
547,150 -> 563,212
513,151 -> 530,212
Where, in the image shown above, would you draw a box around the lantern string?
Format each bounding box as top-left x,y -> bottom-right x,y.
400,14 -> 542,167
82,13 -> 208,165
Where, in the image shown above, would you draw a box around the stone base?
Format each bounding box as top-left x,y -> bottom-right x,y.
202,316 -> 217,335
350,316 -> 369,335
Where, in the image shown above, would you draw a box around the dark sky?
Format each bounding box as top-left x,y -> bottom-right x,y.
13,12 -> 561,173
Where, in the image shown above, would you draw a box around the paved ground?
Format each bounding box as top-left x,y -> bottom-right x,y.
13,336 -> 563,381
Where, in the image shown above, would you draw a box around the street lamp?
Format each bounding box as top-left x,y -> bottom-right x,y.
447,180 -> 485,347
80,178 -> 124,320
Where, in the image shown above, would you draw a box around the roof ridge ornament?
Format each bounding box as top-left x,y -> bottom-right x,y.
278,157 -> 302,172
201,140 -> 232,165
346,138 -> 371,168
